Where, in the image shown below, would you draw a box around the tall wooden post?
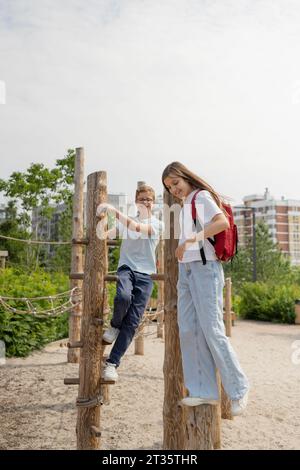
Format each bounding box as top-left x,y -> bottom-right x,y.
76,171 -> 107,450
185,404 -> 221,450
157,238 -> 164,339
221,277 -> 233,420
134,327 -> 145,355
163,190 -> 221,450
163,191 -> 186,449
225,278 -> 232,337
0,251 -> 8,269
68,148 -> 85,363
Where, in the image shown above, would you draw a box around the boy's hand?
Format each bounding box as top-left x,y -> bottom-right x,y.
96,203 -> 117,218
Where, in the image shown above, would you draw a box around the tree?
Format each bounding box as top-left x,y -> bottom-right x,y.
253,222 -> 291,283
0,201 -> 30,266
224,221 -> 292,289
0,149 -> 75,271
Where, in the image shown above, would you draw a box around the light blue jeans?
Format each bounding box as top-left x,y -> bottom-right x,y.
177,260 -> 249,401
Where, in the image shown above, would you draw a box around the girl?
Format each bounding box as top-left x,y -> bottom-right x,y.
162,162 -> 249,415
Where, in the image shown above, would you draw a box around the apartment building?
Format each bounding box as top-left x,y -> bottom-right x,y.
233,188 -> 300,266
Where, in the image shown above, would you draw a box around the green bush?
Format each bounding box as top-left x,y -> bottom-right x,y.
0,268 -> 70,357
107,282 -> 116,309
238,282 -> 300,324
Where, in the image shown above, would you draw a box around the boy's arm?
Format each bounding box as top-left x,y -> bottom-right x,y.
104,227 -> 118,239
97,203 -> 154,236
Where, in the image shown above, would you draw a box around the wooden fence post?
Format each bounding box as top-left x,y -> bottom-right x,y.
163,190 -> 221,450
76,171 -> 107,450
225,278 -> 232,337
68,147 -> 85,363
157,238 -> 164,339
163,190 -> 186,449
134,326 -> 145,355
221,277 -> 233,421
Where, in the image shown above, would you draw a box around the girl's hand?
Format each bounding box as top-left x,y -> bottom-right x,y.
96,203 -> 117,218
175,242 -> 187,261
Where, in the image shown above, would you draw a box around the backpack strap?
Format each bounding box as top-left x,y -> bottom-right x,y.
191,190 -> 207,265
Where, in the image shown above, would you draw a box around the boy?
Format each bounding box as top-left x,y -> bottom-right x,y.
96,185 -> 163,381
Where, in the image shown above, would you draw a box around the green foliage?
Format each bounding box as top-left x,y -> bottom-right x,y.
238,282 -> 300,324
0,149 -> 75,215
0,201 -> 30,264
0,149 -> 75,272
151,281 -> 158,299
108,244 -> 121,272
224,221 -> 293,289
107,282 -> 116,309
0,268 -> 70,357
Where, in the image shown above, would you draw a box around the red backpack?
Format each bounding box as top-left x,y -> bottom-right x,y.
191,190 -> 238,264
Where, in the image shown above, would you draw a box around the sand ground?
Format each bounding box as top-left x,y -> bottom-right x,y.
1,320 -> 300,450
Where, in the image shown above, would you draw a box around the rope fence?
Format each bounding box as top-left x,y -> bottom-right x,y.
0,234 -> 71,245
0,287 -> 82,318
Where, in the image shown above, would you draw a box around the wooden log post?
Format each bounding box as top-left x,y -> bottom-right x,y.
133,179 -> 147,356
221,277 -> 233,421
68,148 -> 85,364
162,190 -> 221,450
0,251 -> 8,269
225,278 -> 232,337
76,171 -> 108,450
100,288 -> 111,405
157,238 -> 164,339
163,190 -> 187,449
134,325 -> 145,355
185,404 -> 221,450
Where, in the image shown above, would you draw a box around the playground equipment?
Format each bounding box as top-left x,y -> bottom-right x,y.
0,146 -> 236,450
63,164 -> 234,450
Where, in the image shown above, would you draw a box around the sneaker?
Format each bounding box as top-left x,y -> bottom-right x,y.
102,327 -> 120,344
231,390 -> 249,416
181,397 -> 219,407
102,362 -> 118,382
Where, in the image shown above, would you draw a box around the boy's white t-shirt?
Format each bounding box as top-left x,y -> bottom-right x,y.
117,215 -> 164,274
179,190 -> 222,263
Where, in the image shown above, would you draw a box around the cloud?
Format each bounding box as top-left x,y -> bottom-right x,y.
1,0 -> 300,203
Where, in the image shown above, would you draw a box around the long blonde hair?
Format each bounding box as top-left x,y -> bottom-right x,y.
162,161 -> 227,216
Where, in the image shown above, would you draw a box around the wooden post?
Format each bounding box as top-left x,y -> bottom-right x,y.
163,190 -> 186,449
157,238 -> 164,339
68,148 -> 85,364
185,404 -> 221,450
225,278 -> 232,337
0,251 -> 8,269
76,171 -> 107,450
134,326 -> 144,355
163,190 -> 221,449
221,277 -> 233,420
100,290 -> 111,406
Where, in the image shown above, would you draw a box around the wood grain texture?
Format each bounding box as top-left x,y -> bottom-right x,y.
76,171 -> 107,450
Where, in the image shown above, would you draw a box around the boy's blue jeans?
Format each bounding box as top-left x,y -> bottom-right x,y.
178,260 -> 249,401
108,265 -> 153,367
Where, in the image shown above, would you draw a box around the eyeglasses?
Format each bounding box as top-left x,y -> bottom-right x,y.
137,198 -> 153,203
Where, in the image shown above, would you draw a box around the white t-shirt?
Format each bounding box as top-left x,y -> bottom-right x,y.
179,190 -> 222,263
117,215 -> 164,274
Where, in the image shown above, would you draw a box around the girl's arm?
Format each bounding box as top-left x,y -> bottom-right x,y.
97,203 -> 153,236
188,212 -> 230,245
175,213 -> 229,261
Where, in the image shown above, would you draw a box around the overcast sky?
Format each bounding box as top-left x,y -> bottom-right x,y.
1,0 -> 300,204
